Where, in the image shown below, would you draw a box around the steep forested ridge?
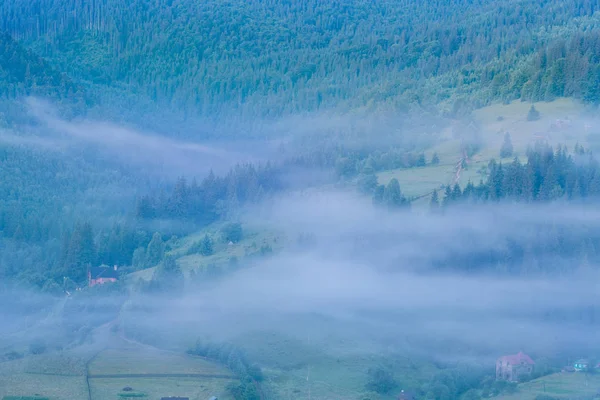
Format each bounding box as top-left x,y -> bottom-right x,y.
1,0 -> 599,121
0,32 -> 82,100
2,0 -> 600,289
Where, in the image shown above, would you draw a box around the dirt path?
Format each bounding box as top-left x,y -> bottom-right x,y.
88,373 -> 235,379
453,150 -> 469,185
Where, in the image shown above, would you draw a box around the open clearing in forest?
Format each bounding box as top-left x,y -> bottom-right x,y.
378,98 -> 595,203
128,224 -> 284,283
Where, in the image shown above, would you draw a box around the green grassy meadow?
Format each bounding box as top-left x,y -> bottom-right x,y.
377,98 -> 594,204
0,342 -> 237,400
496,372 -> 600,400
128,223 -> 285,283
0,355 -> 88,400
88,346 -> 236,400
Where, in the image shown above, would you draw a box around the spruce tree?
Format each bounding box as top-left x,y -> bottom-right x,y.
65,222 -> 96,282
500,132 -> 514,158
146,232 -> 165,266
372,184 -> 385,206
451,183 -> 462,201
199,234 -> 214,256
383,178 -> 408,209
527,105 -> 540,121
151,255 -> 184,293
431,152 -> 440,165
442,185 -> 453,208
429,189 -> 440,212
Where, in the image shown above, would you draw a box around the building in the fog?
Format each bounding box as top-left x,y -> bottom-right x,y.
496,351 -> 535,382
88,264 -> 118,287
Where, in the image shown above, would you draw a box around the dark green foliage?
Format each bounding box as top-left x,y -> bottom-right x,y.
221,223 -> 243,244
357,173 -> 379,195
188,234 -> 214,256
381,178 -> 410,210
138,163 -> 281,224
41,280 -> 62,296
2,351 -> 23,361
365,366 -> 398,394
430,189 -> 440,213
416,153 -> 426,167
431,153 -> 440,165
455,143 -> 597,204
424,365 -> 489,400
188,340 -> 264,400
480,379 -> 517,397
0,32 -> 85,104
226,381 -> 260,400
2,0 -> 600,121
145,233 -> 165,267
131,247 -> 147,270
259,243 -> 272,256
28,341 -> 46,355
149,255 -> 184,293
442,185 -> 453,209
63,222 -> 96,282
527,105 -> 540,121
500,132 -> 514,158
335,157 -> 357,179
436,143 -> 600,274
199,234 -> 214,256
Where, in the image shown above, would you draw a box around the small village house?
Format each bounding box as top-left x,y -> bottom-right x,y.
573,359 -> 589,371
496,352 -> 535,382
88,264 -> 119,287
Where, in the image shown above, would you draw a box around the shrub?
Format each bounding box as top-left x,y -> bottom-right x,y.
29,341 -> 47,355
3,351 -> 24,361
527,105 -> 540,121
221,223 -> 243,243
365,367 -> 398,394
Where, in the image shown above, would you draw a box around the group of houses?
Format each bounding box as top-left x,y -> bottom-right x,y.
496,352 -> 600,382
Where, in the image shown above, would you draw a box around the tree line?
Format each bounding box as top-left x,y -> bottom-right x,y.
429,141 -> 600,274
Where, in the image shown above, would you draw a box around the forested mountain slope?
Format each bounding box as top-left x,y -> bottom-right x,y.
1,0 -> 599,122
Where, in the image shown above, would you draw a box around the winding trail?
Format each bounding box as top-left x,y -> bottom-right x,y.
88,373 -> 235,379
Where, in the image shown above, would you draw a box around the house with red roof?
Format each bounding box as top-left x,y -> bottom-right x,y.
88,264 -> 119,287
496,352 -> 535,382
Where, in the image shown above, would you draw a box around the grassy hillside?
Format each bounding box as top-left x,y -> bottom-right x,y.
496,372 -> 600,400
89,346 -> 237,400
377,98 -> 595,205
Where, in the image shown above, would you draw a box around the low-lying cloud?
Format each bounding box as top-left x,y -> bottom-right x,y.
0,97 -> 261,178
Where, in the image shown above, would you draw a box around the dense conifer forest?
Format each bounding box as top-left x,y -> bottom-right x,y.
0,0 -> 600,123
